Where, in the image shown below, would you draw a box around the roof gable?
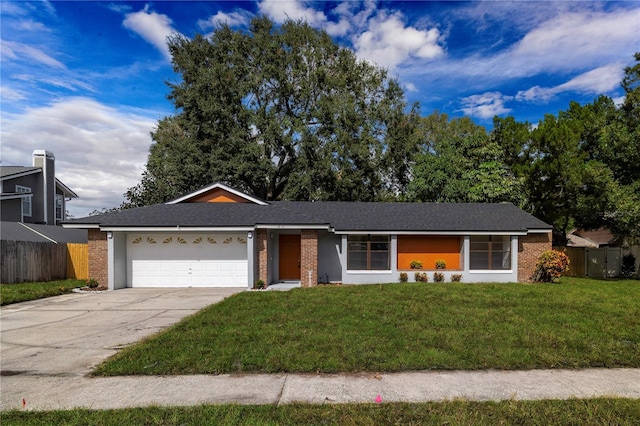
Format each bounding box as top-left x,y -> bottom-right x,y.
166,182 -> 268,205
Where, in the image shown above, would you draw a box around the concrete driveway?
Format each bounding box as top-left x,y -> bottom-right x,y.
0,288 -> 244,377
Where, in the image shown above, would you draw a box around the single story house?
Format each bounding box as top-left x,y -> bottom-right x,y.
63,183 -> 552,290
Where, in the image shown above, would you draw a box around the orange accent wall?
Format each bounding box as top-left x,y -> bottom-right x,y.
397,236 -> 462,270
188,188 -> 250,203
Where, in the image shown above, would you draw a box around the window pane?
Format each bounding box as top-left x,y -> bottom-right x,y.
470,243 -> 488,251
370,252 -> 389,270
470,252 -> 488,269
370,241 -> 389,251
348,252 -> 368,270
347,235 -> 389,270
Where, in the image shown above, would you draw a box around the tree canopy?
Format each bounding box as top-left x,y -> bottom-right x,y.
126,16 -> 419,206
125,25 -> 638,246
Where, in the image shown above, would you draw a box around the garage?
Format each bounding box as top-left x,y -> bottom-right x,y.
126,233 -> 248,287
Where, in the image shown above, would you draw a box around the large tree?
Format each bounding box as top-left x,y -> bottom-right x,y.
407,113 -> 524,204
490,53 -> 640,245
126,17 -> 419,206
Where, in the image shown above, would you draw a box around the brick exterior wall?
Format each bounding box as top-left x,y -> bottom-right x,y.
256,229 -> 268,286
88,229 -> 108,287
300,230 -> 318,287
518,232 -> 552,282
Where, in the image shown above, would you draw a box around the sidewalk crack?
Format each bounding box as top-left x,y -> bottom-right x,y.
275,374 -> 287,406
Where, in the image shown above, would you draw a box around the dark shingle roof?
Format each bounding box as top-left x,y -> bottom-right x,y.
1,222 -> 87,243
66,201 -> 550,232
0,166 -> 40,179
273,202 -> 550,232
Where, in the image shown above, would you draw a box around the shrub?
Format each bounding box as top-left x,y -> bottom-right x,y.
435,260 -> 446,269
433,272 -> 445,282
409,260 -> 423,269
621,253 -> 637,278
86,278 -> 99,288
414,272 -> 428,282
532,250 -> 570,282
399,272 -> 408,283
255,279 -> 266,289
451,274 -> 462,282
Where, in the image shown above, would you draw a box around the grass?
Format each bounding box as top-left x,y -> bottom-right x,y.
0,279 -> 86,306
95,277 -> 640,375
2,399 -> 639,425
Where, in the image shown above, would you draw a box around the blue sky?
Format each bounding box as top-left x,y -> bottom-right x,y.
1,1 -> 638,217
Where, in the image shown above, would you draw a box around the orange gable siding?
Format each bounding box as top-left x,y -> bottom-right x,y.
397,236 -> 462,270
187,188 -> 250,203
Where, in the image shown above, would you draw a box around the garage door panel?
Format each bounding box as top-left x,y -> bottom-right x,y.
127,233 -> 248,288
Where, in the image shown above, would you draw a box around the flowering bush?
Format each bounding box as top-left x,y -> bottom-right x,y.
532,250 -> 570,282
435,260 -> 446,269
399,272 -> 408,283
433,272 -> 445,282
414,272 -> 428,282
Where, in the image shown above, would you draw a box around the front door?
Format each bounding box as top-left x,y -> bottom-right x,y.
279,234 -> 301,280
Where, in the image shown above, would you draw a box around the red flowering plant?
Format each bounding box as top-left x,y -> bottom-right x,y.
532,250 -> 570,282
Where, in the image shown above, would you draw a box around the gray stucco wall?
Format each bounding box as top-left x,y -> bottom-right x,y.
317,230 -> 342,283
109,232 -> 127,290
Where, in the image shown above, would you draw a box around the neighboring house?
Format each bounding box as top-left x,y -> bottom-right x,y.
567,228 -> 620,248
0,150 -> 78,225
63,183 -> 552,290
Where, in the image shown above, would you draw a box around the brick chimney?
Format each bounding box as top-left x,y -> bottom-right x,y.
32,150 -> 55,224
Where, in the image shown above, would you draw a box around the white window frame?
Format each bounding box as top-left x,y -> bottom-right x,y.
469,235 -> 512,271
55,194 -> 64,221
347,234 -> 391,271
16,185 -> 32,217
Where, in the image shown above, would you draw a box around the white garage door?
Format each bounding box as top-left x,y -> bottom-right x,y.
127,233 -> 248,287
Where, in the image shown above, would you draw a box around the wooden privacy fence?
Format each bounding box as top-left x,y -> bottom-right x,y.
67,243 -> 88,280
553,246 -> 585,277
1,241 -> 89,284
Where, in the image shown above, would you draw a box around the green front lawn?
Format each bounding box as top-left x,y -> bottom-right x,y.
95,278 -> 640,376
0,279 -> 86,306
2,399 -> 640,425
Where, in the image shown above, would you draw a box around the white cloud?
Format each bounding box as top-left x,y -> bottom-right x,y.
516,63 -> 625,103
123,5 -> 178,61
1,97 -> 156,216
0,86 -> 26,101
199,10 -> 253,30
258,0 -> 328,27
476,8 -> 640,79
353,11 -> 443,70
1,39 -> 65,69
12,73 -> 95,93
404,82 -> 418,93
460,92 -> 512,119
16,20 -> 50,32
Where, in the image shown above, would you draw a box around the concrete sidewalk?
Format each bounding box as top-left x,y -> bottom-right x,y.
2,368 -> 639,411
2,290 -> 638,412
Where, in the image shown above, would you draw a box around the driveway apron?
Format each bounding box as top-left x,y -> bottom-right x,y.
0,288 -> 244,377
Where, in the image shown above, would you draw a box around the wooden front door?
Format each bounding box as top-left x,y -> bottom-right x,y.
279,234 -> 301,280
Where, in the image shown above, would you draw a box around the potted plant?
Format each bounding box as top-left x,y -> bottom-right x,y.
410,260 -> 423,269
435,260 -> 446,270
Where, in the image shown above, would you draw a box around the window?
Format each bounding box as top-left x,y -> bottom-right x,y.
56,194 -> 64,221
16,185 -> 32,217
469,235 -> 511,270
348,235 -> 390,270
